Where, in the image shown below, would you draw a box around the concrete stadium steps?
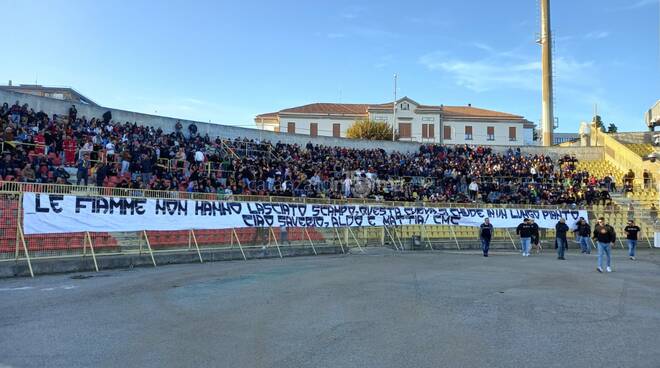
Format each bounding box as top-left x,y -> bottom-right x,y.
624,190 -> 659,203
624,143 -> 655,158
575,160 -> 625,183
596,192 -> 657,238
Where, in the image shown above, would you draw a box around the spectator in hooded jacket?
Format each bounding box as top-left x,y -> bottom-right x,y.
479,218 -> 493,257
624,220 -> 640,261
573,217 -> 592,254
555,218 -> 569,260
593,217 -> 616,273
516,219 -> 534,257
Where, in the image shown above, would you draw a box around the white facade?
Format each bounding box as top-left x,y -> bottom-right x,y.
258,97 -> 536,146
442,121 -> 535,146
278,116 -> 357,137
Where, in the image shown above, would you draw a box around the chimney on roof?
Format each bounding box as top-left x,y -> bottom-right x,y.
8,80 -> 11,86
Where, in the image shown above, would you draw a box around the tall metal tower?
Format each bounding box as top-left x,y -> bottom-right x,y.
540,0 -> 554,146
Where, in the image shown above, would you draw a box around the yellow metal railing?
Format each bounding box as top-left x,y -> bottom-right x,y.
0,180 -> 623,210
591,128 -> 660,191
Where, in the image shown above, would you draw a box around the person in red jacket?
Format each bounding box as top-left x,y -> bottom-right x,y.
63,136 -> 77,166
34,132 -> 45,155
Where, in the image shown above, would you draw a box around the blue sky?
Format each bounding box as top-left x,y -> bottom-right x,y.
1,0 -> 658,132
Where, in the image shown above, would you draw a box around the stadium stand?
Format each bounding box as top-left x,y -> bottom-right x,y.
625,143 -> 655,158
0,100 -> 626,206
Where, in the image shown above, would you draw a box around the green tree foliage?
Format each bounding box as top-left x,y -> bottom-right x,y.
607,123 -> 618,133
592,115 -> 606,132
346,120 -> 396,140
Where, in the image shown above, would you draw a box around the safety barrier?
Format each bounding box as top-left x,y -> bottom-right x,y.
1,188 -> 658,277
0,181 -> 639,209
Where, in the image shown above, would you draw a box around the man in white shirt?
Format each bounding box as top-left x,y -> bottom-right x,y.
310,174 -> 321,189
105,141 -> 115,159
194,149 -> 204,163
343,176 -> 352,198
468,181 -> 479,201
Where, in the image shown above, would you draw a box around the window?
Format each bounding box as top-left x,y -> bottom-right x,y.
509,127 -> 517,141
401,102 -> 410,111
465,126 -> 473,140
287,122 -> 295,134
333,123 -> 341,138
422,124 -> 434,139
487,126 -> 495,141
399,123 -> 411,138
310,123 -> 318,137
443,126 -> 451,140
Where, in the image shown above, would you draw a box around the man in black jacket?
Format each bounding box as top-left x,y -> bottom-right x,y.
529,219 -> 540,254
624,220 -> 641,260
516,218 -> 534,257
479,218 -> 494,257
555,218 -> 569,260
593,217 -> 616,273
573,217 -> 592,254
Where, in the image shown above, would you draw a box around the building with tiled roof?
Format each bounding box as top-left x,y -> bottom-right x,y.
0,83 -> 98,106
255,97 -> 536,145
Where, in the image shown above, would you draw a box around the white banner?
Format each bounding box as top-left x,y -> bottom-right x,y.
22,193 -> 588,235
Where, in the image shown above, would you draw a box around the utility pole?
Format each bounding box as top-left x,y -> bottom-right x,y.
540,0 -> 554,147
392,74 -> 397,142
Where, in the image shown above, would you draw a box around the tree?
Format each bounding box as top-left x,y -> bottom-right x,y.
592,115 -> 606,132
346,120 -> 396,140
607,123 -> 618,133
533,129 -> 539,141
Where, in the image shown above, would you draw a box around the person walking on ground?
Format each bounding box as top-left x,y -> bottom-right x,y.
574,217 -> 592,254
593,217 -> 616,273
530,219 -> 541,254
624,220 -> 640,261
555,218 -> 569,260
479,218 -> 494,257
516,218 -> 534,257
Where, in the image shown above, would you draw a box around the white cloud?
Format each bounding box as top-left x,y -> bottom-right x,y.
419,51 -> 540,92
626,0 -> 658,9
584,31 -> 610,40
610,0 -> 658,10
419,48 -> 595,93
472,43 -> 495,53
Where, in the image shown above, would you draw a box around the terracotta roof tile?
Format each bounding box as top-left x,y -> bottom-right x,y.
280,103 -> 370,115
442,106 -> 523,120
259,102 -> 525,121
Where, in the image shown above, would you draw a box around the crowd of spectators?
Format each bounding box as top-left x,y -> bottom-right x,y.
0,100 -> 622,206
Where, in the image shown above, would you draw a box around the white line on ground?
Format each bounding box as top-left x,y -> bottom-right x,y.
0,287 -> 34,292
0,285 -> 78,292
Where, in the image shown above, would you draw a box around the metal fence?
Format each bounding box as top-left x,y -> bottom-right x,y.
2,181 -> 652,209
1,187 -> 657,277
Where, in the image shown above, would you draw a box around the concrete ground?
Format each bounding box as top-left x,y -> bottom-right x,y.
0,248 -> 659,368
